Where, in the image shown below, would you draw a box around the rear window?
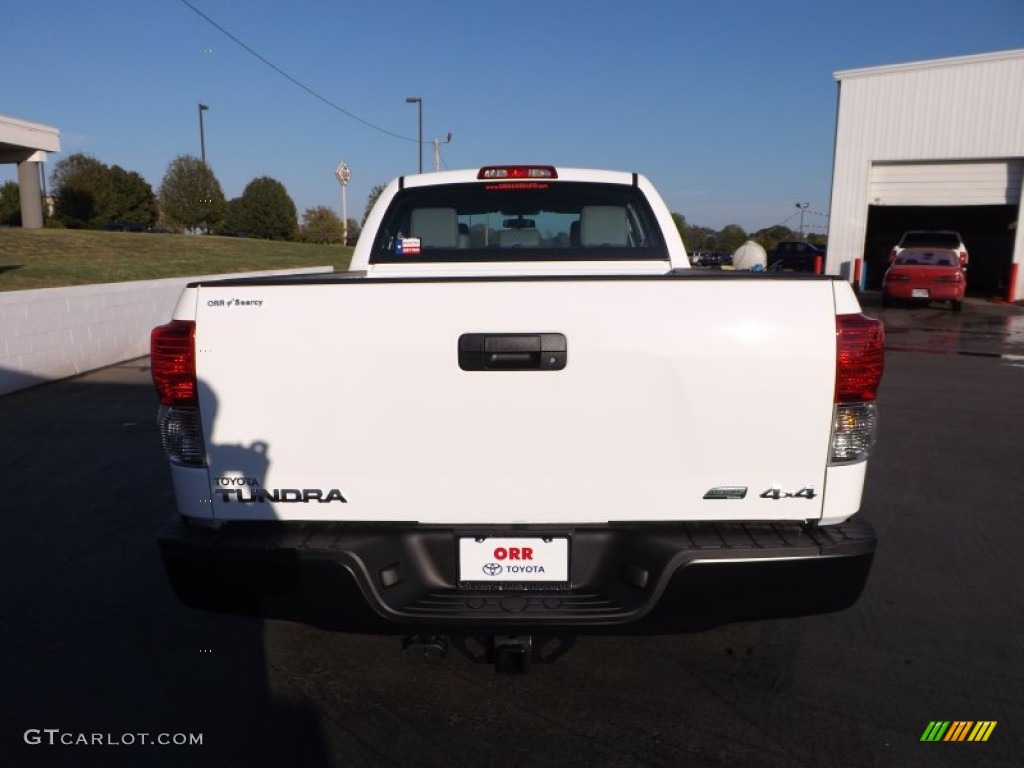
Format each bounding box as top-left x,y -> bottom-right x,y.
369,181 -> 668,263
899,231 -> 961,249
894,249 -> 959,266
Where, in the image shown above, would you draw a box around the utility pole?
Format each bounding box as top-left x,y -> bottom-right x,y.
795,202 -> 810,239
405,97 -> 423,173
433,132 -> 453,171
198,103 -> 209,165
334,161 -> 352,245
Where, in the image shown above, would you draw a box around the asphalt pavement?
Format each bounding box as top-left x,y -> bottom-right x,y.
1,299 -> 1022,768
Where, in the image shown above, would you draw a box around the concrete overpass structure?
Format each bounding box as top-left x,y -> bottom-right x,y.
0,114 -> 60,228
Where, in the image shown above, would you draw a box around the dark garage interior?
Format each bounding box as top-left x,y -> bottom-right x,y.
863,204 -> 1018,296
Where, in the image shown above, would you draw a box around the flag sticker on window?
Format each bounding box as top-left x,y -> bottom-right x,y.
920,721 -> 997,742
396,237 -> 421,256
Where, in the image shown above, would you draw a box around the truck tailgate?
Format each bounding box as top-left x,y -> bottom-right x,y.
193,277 -> 838,523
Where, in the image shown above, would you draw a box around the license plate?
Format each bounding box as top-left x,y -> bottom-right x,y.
912,288 -> 929,298
458,536 -> 569,583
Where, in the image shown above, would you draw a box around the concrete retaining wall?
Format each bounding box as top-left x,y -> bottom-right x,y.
0,267 -> 332,396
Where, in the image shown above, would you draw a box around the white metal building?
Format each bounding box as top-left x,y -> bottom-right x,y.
827,50 -> 1024,301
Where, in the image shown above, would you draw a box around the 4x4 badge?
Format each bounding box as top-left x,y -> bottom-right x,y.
759,486 -> 817,500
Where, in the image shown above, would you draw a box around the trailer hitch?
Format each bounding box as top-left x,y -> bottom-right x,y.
446,634 -> 576,674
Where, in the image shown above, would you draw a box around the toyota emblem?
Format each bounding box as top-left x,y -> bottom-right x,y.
482,562 -> 503,577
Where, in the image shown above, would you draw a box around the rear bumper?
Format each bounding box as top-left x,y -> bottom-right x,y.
884,284 -> 964,301
158,517 -> 876,634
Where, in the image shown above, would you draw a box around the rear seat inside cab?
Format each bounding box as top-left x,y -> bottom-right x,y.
580,205 -> 628,246
410,207 -> 459,248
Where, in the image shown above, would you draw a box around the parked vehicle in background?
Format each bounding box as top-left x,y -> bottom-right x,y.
882,247 -> 966,311
889,230 -> 968,269
767,241 -> 825,273
100,221 -> 147,232
689,251 -> 732,267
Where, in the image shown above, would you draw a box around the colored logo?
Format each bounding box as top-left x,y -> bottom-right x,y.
920,721 -> 996,742
396,237 -> 421,256
482,563 -> 503,577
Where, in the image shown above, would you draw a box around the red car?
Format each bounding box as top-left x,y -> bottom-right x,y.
882,247 -> 965,311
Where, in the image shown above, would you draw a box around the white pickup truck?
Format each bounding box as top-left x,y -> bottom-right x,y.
153,165 -> 884,671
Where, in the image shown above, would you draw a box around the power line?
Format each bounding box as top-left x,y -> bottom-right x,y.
177,0 -> 415,143
764,210 -> 800,230
759,207 -> 828,233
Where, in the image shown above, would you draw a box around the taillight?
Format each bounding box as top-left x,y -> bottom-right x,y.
935,274 -> 962,283
157,406 -> 205,466
835,314 -> 884,403
831,314 -> 884,464
151,320 -> 196,406
151,320 -> 205,466
830,404 -> 878,464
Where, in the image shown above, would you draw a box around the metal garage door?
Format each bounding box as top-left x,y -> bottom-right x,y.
869,160 -> 1023,206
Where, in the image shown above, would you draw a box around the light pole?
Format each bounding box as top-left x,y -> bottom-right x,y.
334,161 -> 352,245
198,103 -> 209,165
795,202 -> 810,239
405,97 -> 423,173
433,132 -> 452,172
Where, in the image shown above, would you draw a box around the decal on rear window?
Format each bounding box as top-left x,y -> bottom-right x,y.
395,237 -> 421,256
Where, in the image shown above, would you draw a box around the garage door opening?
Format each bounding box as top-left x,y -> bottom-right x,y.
862,205 -> 1018,297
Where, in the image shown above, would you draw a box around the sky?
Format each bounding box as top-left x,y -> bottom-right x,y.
3,0 -> 1022,232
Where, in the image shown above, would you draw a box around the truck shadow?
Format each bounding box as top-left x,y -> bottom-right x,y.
0,360 -> 329,767
198,378 -> 272,505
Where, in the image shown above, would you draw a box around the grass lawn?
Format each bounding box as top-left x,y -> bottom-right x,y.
0,228 -> 351,291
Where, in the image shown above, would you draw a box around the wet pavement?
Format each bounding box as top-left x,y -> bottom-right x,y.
860,292 -> 1024,365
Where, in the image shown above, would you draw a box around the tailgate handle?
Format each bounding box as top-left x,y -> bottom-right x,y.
458,333 -> 567,371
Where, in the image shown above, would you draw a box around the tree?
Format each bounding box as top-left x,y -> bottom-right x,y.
231,176 -> 297,240
104,165 -> 158,227
717,224 -> 748,252
50,153 -> 108,228
750,225 -> 796,252
684,225 -> 718,252
300,206 -> 344,244
47,154 -> 157,229
0,181 -> 21,226
50,153 -> 103,195
159,155 -> 226,232
362,183 -> 386,225
221,197 -> 246,236
670,212 -> 687,238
